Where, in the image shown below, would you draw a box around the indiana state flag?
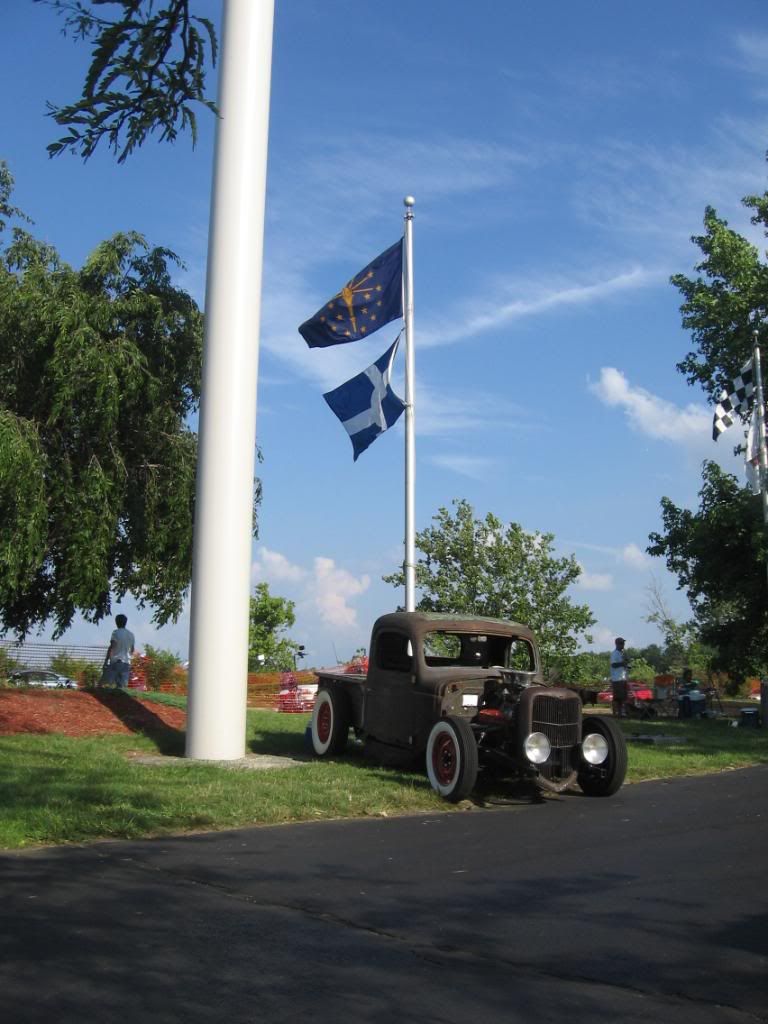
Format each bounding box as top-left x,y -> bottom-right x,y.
323,337 -> 405,459
299,240 -> 403,348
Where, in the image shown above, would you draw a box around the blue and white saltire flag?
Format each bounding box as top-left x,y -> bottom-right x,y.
299,240 -> 403,348
323,337 -> 405,460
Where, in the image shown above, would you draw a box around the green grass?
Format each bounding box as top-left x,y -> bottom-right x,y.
1,696 -> 766,850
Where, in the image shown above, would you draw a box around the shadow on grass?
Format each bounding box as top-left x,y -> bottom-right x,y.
89,688 -> 185,755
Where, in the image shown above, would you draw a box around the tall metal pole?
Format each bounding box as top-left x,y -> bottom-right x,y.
186,0 -> 275,760
752,332 -> 768,588
403,197 -> 416,612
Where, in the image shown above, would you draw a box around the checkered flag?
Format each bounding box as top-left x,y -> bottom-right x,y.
712,360 -> 754,440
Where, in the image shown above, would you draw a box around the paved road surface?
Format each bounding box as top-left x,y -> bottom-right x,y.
2,766 -> 767,1023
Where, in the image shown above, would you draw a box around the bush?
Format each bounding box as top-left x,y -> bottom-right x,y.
0,647 -> 19,680
142,645 -> 182,691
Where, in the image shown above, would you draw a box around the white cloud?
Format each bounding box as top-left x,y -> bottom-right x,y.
309,557 -> 370,629
590,367 -> 710,443
418,266 -> 659,349
426,453 -> 498,480
252,547 -> 307,584
251,547 -> 370,631
622,542 -> 650,569
575,566 -> 614,591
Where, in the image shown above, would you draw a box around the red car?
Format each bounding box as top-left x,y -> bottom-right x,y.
598,681 -> 654,705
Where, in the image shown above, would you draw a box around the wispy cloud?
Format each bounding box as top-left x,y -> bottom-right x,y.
418,266 -> 660,349
426,453 -> 498,480
575,567 -> 614,591
590,367 -> 710,442
563,540 -> 651,571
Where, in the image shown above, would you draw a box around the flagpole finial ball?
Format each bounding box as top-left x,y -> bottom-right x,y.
403,195 -> 415,208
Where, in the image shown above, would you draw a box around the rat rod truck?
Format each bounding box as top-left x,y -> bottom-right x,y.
310,611 -> 627,802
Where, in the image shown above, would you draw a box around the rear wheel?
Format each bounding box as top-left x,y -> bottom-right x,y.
310,688 -> 351,757
578,716 -> 627,796
426,716 -> 478,802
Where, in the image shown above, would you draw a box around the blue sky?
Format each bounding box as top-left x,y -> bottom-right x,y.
3,0 -> 768,665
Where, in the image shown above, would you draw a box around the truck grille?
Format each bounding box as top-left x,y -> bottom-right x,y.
531,694 -> 581,748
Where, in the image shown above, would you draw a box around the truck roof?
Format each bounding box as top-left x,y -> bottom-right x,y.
373,611 -> 536,642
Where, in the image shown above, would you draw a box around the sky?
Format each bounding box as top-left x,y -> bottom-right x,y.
3,0 -> 768,667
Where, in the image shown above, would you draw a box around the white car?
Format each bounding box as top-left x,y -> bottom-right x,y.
9,669 -> 78,690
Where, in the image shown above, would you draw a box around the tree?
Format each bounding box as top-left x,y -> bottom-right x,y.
38,0 -> 217,163
671,191 -> 768,401
383,498 -> 595,675
643,578 -> 715,678
649,175 -> 768,678
648,461 -> 767,679
248,583 -> 300,672
0,162 -> 214,637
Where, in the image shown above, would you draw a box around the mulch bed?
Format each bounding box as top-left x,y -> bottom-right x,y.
0,689 -> 186,737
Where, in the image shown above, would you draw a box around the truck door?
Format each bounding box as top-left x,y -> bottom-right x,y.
364,629 -> 415,745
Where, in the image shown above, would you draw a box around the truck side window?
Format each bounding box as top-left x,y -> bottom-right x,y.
507,639 -> 535,672
376,632 -> 412,672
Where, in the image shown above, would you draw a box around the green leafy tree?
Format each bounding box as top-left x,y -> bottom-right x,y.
248,583 -> 300,672
648,462 -> 767,680
383,498 -> 595,675
0,163 -> 211,637
671,192 -> 768,402
38,0 -> 217,163
649,176 -> 768,679
551,650 -> 609,686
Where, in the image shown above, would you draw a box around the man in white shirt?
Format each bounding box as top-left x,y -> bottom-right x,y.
108,614 -> 135,689
610,637 -> 629,718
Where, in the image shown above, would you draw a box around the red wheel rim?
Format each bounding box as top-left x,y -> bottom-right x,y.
317,700 -> 332,743
432,731 -> 457,786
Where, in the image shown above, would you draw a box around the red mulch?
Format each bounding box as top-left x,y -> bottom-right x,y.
0,689 -> 186,737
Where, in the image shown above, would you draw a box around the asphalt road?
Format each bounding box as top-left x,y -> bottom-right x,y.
2,766 -> 767,1024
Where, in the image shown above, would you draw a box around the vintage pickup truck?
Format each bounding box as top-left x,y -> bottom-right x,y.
310,611 -> 627,802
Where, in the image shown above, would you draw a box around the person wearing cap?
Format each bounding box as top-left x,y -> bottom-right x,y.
610,637 -> 629,718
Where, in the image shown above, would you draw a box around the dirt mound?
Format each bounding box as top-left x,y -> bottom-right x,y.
0,689 -> 186,737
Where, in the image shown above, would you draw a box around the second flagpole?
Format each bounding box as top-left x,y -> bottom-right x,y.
403,197 -> 416,612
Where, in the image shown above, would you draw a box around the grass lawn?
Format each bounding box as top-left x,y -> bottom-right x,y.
1,695 -> 766,850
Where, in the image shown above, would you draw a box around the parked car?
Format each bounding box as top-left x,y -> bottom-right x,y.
598,680 -> 654,704
9,669 -> 78,690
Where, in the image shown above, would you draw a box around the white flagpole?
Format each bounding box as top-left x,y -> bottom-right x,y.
403,197 -> 416,612
185,0 -> 274,760
751,331 -> 768,587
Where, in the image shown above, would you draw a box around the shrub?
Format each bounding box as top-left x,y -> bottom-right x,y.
142,645 -> 182,691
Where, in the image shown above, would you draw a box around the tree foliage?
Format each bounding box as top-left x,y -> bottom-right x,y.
650,176 -> 768,678
248,583 -> 300,673
383,498 -> 595,675
0,162 -> 207,637
671,192 -> 768,402
38,0 -> 217,162
648,461 -> 768,679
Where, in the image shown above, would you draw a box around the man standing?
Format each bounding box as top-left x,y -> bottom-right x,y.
107,614 -> 135,690
610,636 -> 629,718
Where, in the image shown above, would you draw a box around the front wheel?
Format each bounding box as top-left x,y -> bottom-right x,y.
310,688 -> 351,757
578,715 -> 628,796
426,716 -> 479,802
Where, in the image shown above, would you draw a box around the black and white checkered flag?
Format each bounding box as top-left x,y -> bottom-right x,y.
712,360 -> 754,440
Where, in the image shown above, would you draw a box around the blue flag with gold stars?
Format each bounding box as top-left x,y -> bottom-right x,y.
299,240 -> 403,348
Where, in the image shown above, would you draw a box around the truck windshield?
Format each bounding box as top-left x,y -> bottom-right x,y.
423,631 -> 535,671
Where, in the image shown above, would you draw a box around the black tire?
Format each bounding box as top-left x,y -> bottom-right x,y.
310,688 -> 351,757
578,715 -> 628,797
425,716 -> 479,802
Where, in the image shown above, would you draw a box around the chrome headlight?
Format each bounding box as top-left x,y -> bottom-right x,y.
524,731 -> 551,764
582,732 -> 609,765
